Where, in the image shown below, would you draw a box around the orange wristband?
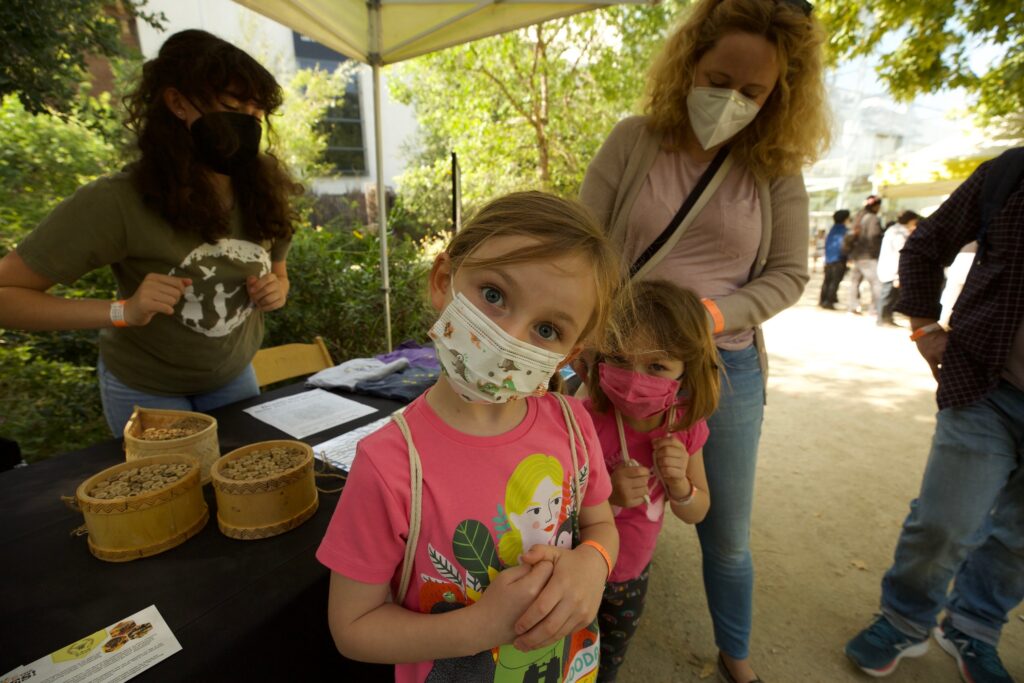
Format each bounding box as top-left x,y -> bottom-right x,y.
580,540 -> 613,578
910,322 -> 943,342
110,300 -> 128,328
701,298 -> 725,334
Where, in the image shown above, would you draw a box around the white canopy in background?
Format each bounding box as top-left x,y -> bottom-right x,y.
234,0 -> 649,350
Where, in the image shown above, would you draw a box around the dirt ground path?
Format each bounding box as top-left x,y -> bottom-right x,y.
617,267 -> 1024,682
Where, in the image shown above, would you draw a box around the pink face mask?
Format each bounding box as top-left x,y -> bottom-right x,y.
598,362 -> 680,420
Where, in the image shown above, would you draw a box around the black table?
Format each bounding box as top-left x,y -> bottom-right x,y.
0,383 -> 398,681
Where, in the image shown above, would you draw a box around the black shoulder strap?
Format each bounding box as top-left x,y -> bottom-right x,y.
978,147 -> 1024,261
629,144 -> 731,278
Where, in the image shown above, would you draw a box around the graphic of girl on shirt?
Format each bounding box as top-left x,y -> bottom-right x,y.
420,454 -> 599,683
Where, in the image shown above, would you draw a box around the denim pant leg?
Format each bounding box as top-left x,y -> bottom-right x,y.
97,357 -> 193,436
696,345 -> 764,659
881,382 -> 1024,644
98,358 -> 260,436
945,383 -> 1024,645
190,364 -> 259,413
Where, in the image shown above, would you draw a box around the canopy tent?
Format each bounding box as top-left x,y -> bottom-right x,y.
234,0 -> 648,350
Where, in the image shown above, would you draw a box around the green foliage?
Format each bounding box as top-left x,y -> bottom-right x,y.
0,0 -> 164,117
263,224 -> 435,363
389,3 -> 684,229
0,345 -> 109,463
274,65 -> 357,181
817,0 -> 1024,132
0,94 -> 123,249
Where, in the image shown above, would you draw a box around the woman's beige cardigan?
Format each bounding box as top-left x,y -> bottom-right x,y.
579,116 -> 810,383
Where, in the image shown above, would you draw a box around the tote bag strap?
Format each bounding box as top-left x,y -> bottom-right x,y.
552,393 -> 588,509
629,146 -> 733,280
391,410 -> 423,606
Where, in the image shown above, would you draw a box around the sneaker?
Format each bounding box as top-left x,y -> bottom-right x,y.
933,618 -> 1015,683
845,616 -> 929,677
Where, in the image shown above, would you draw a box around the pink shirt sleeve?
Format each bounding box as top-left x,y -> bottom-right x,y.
316,428 -> 411,585
678,418 -> 710,455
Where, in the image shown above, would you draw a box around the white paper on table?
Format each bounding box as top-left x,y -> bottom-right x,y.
242,388 -> 376,438
313,415 -> 393,472
2,604 -> 181,683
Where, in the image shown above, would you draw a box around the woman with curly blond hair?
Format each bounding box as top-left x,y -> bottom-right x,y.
580,1 -> 830,681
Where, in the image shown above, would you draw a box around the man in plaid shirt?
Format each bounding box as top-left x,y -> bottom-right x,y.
845,150 -> 1024,683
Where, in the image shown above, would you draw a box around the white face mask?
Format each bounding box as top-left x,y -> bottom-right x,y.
429,291 -> 566,404
686,86 -> 761,150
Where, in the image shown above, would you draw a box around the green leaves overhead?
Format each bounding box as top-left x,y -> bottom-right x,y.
817,0 -> 1024,130
389,2 -> 685,229
0,0 -> 164,117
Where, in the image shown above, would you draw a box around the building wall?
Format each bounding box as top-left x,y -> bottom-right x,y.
135,0 -> 418,195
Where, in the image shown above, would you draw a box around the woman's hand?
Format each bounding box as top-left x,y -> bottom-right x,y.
608,461 -> 650,508
246,272 -> 289,311
124,274 -> 191,327
512,544 -> 607,651
652,435 -> 691,498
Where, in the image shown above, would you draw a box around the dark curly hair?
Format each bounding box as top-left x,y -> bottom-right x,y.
124,29 -> 302,244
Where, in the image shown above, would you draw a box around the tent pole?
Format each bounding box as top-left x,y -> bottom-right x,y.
372,61 -> 393,352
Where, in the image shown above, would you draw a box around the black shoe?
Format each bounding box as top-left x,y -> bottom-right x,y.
717,654 -> 764,683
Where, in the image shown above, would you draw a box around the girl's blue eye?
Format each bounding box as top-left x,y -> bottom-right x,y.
482,286 -> 503,306
536,322 -> 559,341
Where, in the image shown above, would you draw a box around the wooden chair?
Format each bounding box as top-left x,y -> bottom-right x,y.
252,336 -> 334,388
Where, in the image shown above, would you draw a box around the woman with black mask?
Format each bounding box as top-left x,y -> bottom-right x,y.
0,30 -> 302,434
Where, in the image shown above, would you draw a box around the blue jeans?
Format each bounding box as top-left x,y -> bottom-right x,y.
98,357 -> 260,436
881,380 -> 1024,647
696,345 -> 765,659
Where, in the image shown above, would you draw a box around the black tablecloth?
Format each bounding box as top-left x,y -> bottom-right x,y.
0,383 -> 397,681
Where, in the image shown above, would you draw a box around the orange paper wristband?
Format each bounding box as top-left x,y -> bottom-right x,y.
910,323 -> 942,342
110,299 -> 128,328
580,540 -> 613,578
701,298 -> 725,334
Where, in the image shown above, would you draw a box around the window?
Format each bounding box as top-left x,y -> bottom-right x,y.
294,34 -> 366,176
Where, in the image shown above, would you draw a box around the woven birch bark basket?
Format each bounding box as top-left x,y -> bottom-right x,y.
210,440 -> 318,540
75,454 -> 209,562
123,407 -> 219,484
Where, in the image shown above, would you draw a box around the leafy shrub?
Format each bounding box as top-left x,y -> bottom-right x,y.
0,345 -> 109,463
264,223 -> 436,361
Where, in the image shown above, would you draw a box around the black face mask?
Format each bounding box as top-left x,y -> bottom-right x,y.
189,111 -> 262,176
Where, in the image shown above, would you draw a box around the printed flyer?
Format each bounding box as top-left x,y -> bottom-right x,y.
1,605 -> 180,683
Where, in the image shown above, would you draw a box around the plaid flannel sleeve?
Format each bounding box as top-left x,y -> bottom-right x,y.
895,163 -> 989,320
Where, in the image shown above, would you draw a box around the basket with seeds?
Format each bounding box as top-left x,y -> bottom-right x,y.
75,454 -> 208,562
123,407 -> 219,484
210,440 -> 317,540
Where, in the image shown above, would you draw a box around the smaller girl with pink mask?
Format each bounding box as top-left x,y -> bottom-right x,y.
583,279 -> 721,682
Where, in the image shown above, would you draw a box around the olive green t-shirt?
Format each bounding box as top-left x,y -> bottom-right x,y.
17,173 -> 290,395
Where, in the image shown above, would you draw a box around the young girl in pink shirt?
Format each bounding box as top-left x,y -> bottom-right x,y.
583,279 -> 721,682
317,191 -> 623,683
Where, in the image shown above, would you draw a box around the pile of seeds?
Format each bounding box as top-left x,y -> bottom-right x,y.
220,446 -> 306,480
139,417 -> 209,441
88,462 -> 193,499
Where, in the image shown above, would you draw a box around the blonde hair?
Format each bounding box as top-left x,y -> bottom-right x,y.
446,191 -> 622,347
589,280 -> 721,431
497,454 -> 565,566
645,0 -> 830,179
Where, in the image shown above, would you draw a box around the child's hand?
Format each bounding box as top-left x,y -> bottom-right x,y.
512,544 -> 607,651
652,436 -> 691,497
609,461 -> 650,508
473,561 -> 554,648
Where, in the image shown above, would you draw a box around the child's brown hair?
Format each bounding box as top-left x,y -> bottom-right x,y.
445,190 -> 623,348
588,279 -> 720,431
